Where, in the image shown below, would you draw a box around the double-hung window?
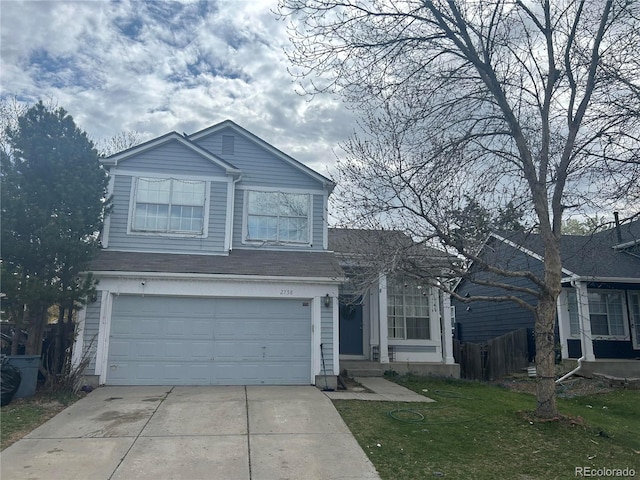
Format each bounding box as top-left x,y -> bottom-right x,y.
587,291 -> 626,337
132,178 -> 206,235
566,290 -> 580,336
246,191 -> 310,244
387,276 -> 431,340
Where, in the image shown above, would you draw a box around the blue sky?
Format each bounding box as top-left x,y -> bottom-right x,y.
0,0 -> 355,173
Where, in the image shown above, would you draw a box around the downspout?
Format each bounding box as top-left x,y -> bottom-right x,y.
556,277 -> 587,383
556,355 -> 584,384
227,173 -> 243,252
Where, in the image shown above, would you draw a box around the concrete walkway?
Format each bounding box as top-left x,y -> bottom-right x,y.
324,377 -> 435,402
1,386 -> 380,480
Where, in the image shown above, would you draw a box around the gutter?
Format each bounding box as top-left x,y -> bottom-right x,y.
227,174 -> 243,251
561,275 -> 640,284
556,276 -> 591,383
612,238 -> 640,250
88,270 -> 348,284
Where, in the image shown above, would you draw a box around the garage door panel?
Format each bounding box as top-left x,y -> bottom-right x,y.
191,320 -> 212,337
107,296 -> 311,385
215,319 -> 239,338
242,320 -> 262,338
162,364 -> 184,381
108,339 -> 131,360
111,316 -> 134,336
267,342 -> 308,360
215,341 -> 263,361
164,341 -> 186,359
136,364 -> 157,380
137,341 -> 161,359
190,342 -> 213,359
214,364 -> 259,384
107,362 -> 131,381
166,319 -> 187,336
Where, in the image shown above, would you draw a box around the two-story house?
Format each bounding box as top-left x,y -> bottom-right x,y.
72,120 -> 343,388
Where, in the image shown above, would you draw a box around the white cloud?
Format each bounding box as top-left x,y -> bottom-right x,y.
0,0 -> 355,172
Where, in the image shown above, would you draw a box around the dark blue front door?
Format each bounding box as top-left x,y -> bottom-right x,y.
339,300 -> 363,355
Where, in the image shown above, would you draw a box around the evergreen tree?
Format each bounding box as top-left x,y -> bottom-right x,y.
1,101 -> 109,357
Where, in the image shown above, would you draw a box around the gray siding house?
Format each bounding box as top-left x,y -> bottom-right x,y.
329,229 -> 459,377
72,120 -> 343,387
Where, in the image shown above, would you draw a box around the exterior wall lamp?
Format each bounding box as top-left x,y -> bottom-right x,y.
324,294 -> 331,308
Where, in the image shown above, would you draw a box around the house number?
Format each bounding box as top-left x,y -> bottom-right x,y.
280,289 -> 294,296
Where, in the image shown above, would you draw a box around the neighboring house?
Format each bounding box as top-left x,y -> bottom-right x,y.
328,228 -> 459,377
72,120 -> 344,387
454,219 -> 640,377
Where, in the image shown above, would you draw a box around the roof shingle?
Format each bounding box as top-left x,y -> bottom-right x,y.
90,249 -> 344,279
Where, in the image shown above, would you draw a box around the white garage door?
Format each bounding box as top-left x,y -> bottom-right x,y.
106,295 -> 312,385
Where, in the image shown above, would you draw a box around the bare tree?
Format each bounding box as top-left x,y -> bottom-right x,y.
96,130 -> 142,157
279,0 -> 640,418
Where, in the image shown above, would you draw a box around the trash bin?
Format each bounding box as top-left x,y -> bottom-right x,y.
1,358 -> 22,406
6,355 -> 40,399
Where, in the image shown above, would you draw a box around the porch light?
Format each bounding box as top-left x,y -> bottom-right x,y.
324,294 -> 332,308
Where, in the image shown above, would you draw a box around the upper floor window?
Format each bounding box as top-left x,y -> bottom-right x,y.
132,178 -> 206,234
388,276 -> 430,340
245,191 -> 310,244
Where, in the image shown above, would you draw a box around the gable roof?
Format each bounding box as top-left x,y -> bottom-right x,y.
328,228 -> 452,280
188,120 -> 335,191
101,131 -> 241,174
493,220 -> 640,279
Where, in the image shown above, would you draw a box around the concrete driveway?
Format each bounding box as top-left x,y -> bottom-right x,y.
1,386 -> 380,480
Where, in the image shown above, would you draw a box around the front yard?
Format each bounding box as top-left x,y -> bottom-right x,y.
334,375 -> 639,480
1,390 -> 82,450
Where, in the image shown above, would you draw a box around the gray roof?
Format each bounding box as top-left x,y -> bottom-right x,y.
328,228 -> 447,258
496,220 -> 640,279
90,249 -> 344,279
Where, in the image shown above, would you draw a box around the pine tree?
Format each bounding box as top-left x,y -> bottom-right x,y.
1,101 -> 109,357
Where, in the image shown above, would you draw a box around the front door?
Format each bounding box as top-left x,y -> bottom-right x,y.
339,299 -> 363,355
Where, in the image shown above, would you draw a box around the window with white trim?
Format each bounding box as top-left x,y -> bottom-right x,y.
132,178 -> 206,234
567,290 -> 580,336
587,291 -> 626,337
245,191 -> 310,244
387,276 -> 430,340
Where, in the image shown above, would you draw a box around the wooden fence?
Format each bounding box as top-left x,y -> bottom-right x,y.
454,328 -> 531,381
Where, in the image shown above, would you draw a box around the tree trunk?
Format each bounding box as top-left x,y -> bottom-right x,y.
534,293 -> 558,418
10,307 -> 28,355
51,305 -> 65,376
534,231 -> 562,418
62,303 -> 75,375
25,305 -> 46,356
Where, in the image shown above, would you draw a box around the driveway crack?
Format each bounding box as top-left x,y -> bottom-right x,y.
107,386 -> 173,480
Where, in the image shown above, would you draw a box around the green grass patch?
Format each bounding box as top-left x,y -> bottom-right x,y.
1,390 -> 81,450
333,376 -> 640,480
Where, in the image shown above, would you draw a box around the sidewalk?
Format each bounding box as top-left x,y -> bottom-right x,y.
324,376 -> 435,402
